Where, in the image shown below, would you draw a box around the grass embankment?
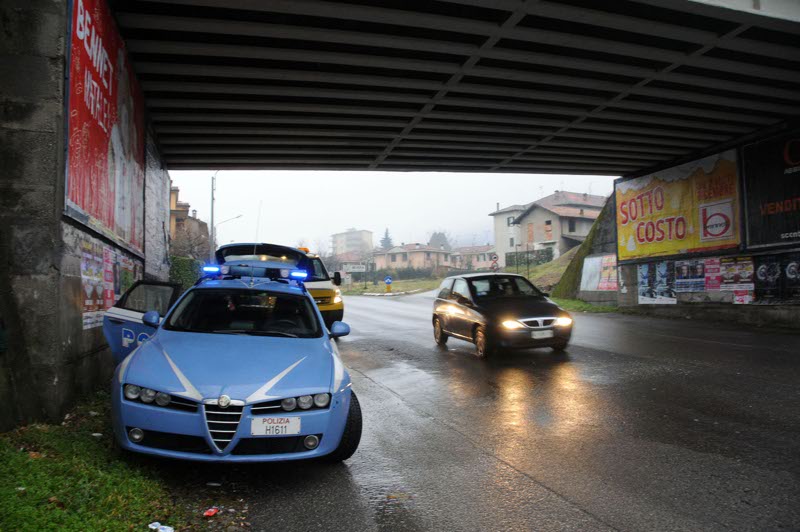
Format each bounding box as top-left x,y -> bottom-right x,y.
0,393 -> 189,531
551,297 -> 616,313
504,246 -> 579,292
341,277 -> 443,295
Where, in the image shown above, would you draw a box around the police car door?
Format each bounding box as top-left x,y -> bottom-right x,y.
102,281 -> 180,365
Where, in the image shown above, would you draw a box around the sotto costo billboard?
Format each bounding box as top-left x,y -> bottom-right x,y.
615,150 -> 741,262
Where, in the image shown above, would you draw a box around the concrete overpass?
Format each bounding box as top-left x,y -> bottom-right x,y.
2,0 -> 800,429
111,0 -> 800,174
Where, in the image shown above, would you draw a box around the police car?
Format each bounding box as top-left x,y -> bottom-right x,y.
102,254 -> 362,462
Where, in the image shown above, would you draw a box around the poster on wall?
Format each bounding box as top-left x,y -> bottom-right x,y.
743,131 -> 800,248
65,0 -> 145,256
580,254 -> 618,291
754,253 -> 800,303
638,261 -> 676,304
616,150 -> 740,261
720,257 -> 754,291
598,255 -> 618,291
82,239 -> 142,329
704,257 -> 722,291
80,241 -> 105,329
674,259 -> 705,292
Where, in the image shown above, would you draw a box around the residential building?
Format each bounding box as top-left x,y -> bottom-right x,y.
513,191 -> 606,259
373,243 -> 452,271
453,245 -> 495,270
331,228 -> 373,257
488,203 -> 531,267
169,185 -> 210,259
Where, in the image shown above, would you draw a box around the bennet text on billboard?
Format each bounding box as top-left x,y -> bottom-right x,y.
75,0 -> 113,133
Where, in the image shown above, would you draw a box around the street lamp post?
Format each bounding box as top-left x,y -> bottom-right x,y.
213,214 -> 242,255
209,170 -> 220,260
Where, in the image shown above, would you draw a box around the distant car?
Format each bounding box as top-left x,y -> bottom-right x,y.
432,273 -> 573,357
102,262 -> 361,462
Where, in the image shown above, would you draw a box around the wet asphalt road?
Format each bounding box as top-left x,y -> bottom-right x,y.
166,292 -> 800,531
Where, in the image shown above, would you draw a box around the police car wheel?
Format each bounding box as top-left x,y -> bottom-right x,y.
323,391 -> 362,463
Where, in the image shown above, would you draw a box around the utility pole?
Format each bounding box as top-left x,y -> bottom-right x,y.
526,243 -> 530,278
209,170 -> 219,261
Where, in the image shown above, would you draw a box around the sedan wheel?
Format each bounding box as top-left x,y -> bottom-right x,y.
474,327 -> 493,358
433,318 -> 448,346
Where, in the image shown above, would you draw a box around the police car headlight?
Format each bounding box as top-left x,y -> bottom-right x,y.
124,384 -> 141,400
555,316 -> 573,327
140,388 -> 157,404
155,392 -> 171,407
297,395 -> 314,410
313,393 -> 330,408
281,397 -> 297,411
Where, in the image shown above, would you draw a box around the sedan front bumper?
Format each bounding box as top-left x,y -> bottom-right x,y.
111,387 -> 352,462
495,326 -> 572,348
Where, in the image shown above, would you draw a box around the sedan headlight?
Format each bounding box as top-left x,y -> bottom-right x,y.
501,320 -> 525,329
313,393 -> 330,408
555,316 -> 573,327
297,395 -> 314,410
281,397 -> 297,411
124,384 -> 141,400
140,388 -> 157,403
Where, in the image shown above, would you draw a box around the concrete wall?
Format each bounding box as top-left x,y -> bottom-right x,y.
144,134 -> 171,281
0,0 -> 172,429
0,0 -> 68,430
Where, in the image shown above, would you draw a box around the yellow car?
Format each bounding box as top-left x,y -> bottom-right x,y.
300,249 -> 344,329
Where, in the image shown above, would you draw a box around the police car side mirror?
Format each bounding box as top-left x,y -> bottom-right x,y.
332,272 -> 342,286
329,321 -> 350,338
142,311 -> 161,328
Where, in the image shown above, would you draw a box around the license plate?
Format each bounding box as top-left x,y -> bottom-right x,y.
531,330 -> 554,339
251,416 -> 301,436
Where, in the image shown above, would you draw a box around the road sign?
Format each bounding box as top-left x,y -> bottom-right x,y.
344,264 -> 367,273
491,262 -> 500,272
384,276 -> 393,285
491,254 -> 499,262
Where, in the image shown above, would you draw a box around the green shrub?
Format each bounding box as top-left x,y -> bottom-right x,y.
169,256 -> 202,293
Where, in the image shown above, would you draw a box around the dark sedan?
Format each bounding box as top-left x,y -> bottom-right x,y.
432,273 -> 572,357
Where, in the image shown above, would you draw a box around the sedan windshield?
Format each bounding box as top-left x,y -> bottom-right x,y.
164,289 -> 321,338
468,277 -> 543,299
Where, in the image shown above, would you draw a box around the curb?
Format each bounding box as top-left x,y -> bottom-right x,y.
359,289 -> 424,297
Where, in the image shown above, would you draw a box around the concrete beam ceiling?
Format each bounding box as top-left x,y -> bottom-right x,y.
112,0 -> 800,174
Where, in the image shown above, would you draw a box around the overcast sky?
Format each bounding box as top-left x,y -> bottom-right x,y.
169,171 -> 617,253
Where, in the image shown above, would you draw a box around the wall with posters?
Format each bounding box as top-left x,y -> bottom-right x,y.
616,150 -> 740,262
578,253 -> 619,304
65,0 -> 146,256
0,0 -> 173,429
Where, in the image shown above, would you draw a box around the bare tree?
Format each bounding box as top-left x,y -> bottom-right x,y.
172,224 -> 210,259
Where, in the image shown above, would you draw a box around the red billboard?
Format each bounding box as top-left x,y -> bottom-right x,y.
65,0 -> 145,255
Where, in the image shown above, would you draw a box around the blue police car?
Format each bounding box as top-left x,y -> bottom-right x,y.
102,251 -> 361,462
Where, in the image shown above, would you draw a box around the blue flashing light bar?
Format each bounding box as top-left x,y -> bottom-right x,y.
203,265 -> 221,273
290,270 -> 308,280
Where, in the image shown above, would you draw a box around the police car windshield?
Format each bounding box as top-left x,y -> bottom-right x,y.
164,289 -> 322,338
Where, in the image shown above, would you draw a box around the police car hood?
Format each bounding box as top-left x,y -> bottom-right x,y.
125,330 -> 334,403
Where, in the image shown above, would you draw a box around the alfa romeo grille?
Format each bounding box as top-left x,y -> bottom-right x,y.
204,404 -> 243,450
